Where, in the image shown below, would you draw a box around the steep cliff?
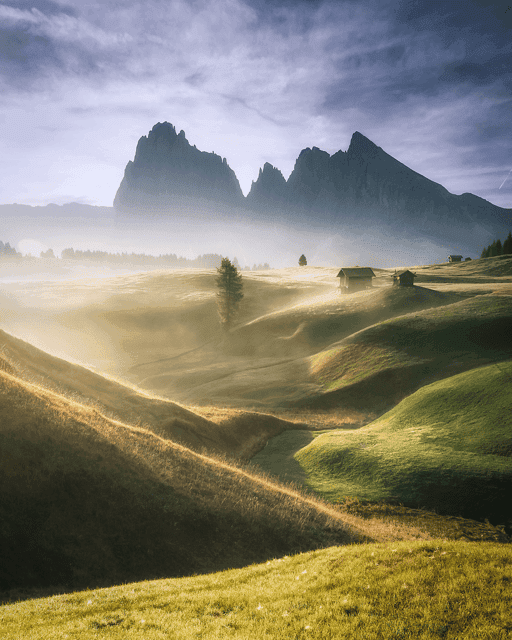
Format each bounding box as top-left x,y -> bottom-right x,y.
114,122 -> 244,213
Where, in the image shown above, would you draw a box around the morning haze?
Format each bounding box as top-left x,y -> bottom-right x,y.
1,0 -> 512,637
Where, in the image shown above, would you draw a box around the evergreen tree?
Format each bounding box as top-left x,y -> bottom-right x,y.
503,231 -> 512,255
298,254 -> 307,266
215,257 -> 244,330
496,239 -> 503,256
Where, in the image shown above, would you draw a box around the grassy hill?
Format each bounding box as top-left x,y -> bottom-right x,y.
252,361 -> 512,529
2,260 -> 511,414
307,293 -> 512,413
0,328 -> 304,460
2,540 -> 511,639
2,331 -> 444,601
1,258 -> 511,635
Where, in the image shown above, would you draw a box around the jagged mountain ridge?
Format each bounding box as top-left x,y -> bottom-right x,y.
113,123 -> 511,243
114,122 -> 244,213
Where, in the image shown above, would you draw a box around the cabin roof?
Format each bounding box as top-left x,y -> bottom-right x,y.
395,269 -> 415,277
337,267 -> 376,278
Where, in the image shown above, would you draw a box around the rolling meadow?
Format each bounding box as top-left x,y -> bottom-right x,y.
1,254 -> 511,638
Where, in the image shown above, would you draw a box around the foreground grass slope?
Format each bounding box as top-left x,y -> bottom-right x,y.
2,541 -> 511,639
293,361 -> 512,528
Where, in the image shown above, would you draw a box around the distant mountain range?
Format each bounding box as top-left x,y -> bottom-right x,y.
1,123 -> 510,263
113,122 -> 511,244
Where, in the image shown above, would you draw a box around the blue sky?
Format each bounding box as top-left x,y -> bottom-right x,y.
1,0 -> 511,208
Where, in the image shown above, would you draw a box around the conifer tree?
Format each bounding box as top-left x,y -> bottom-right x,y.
503,231 -> 512,255
215,257 -> 244,330
298,254 -> 307,266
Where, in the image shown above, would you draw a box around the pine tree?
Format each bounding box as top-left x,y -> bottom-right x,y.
215,257 -> 244,330
503,231 -> 512,255
298,254 -> 307,266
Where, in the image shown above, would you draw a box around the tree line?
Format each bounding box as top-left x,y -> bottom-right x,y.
0,240 -> 271,271
60,248 -> 229,268
480,231 -> 512,258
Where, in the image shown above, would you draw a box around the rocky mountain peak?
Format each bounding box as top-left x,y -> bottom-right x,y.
246,162 -> 287,207
114,122 -> 243,213
347,131 -> 382,159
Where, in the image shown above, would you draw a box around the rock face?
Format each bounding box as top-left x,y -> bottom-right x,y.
246,131 -> 511,246
246,163 -> 288,215
113,123 -> 511,246
114,122 -> 244,213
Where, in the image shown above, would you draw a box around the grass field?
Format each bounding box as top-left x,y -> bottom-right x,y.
0,255 -> 511,634
2,541 -> 511,639
253,361 -> 512,529
307,293 -> 512,413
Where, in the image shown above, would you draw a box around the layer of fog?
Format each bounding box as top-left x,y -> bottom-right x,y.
0,209 -> 481,277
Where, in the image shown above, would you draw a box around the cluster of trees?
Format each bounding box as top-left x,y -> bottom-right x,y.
58,248 -> 270,270
0,241 -> 21,258
241,262 -> 271,271
480,231 -> 512,258
60,249 -> 227,268
0,240 -> 271,271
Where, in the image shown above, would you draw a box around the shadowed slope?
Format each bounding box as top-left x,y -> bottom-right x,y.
0,357 -> 378,596
0,329 -> 300,459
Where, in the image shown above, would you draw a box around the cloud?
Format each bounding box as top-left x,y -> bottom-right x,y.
0,0 -> 511,209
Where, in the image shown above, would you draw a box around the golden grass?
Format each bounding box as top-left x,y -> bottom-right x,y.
3,540 -> 511,639
1,256 -> 511,605
1,347 -> 443,601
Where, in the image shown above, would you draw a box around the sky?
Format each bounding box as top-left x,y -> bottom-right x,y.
0,0 -> 511,210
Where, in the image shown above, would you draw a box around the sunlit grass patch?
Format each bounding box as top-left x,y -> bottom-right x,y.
2,540 -> 511,639
310,342 -> 422,391
294,361 -> 512,525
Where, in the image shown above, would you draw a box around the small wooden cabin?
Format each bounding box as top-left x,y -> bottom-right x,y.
448,255 -> 463,262
392,270 -> 416,287
337,267 -> 375,292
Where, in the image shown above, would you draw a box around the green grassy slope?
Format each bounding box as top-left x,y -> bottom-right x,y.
225,282 -> 465,359
2,541 -> 511,639
294,361 -> 512,527
308,294 -> 512,413
151,285 -> 471,409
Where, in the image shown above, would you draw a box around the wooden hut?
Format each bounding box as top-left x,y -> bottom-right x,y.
337,267 -> 375,292
392,269 -> 416,287
448,255 -> 463,262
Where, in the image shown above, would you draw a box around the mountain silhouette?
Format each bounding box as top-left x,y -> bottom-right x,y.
113,123 -> 511,248
114,122 -> 244,214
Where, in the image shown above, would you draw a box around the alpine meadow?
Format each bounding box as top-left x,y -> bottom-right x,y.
2,0 -> 512,636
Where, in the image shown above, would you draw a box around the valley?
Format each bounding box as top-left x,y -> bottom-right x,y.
0,254 -> 511,638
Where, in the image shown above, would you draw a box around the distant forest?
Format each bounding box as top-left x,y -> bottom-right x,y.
0,241 -> 270,270
480,231 -> 512,258
60,248 -> 270,271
